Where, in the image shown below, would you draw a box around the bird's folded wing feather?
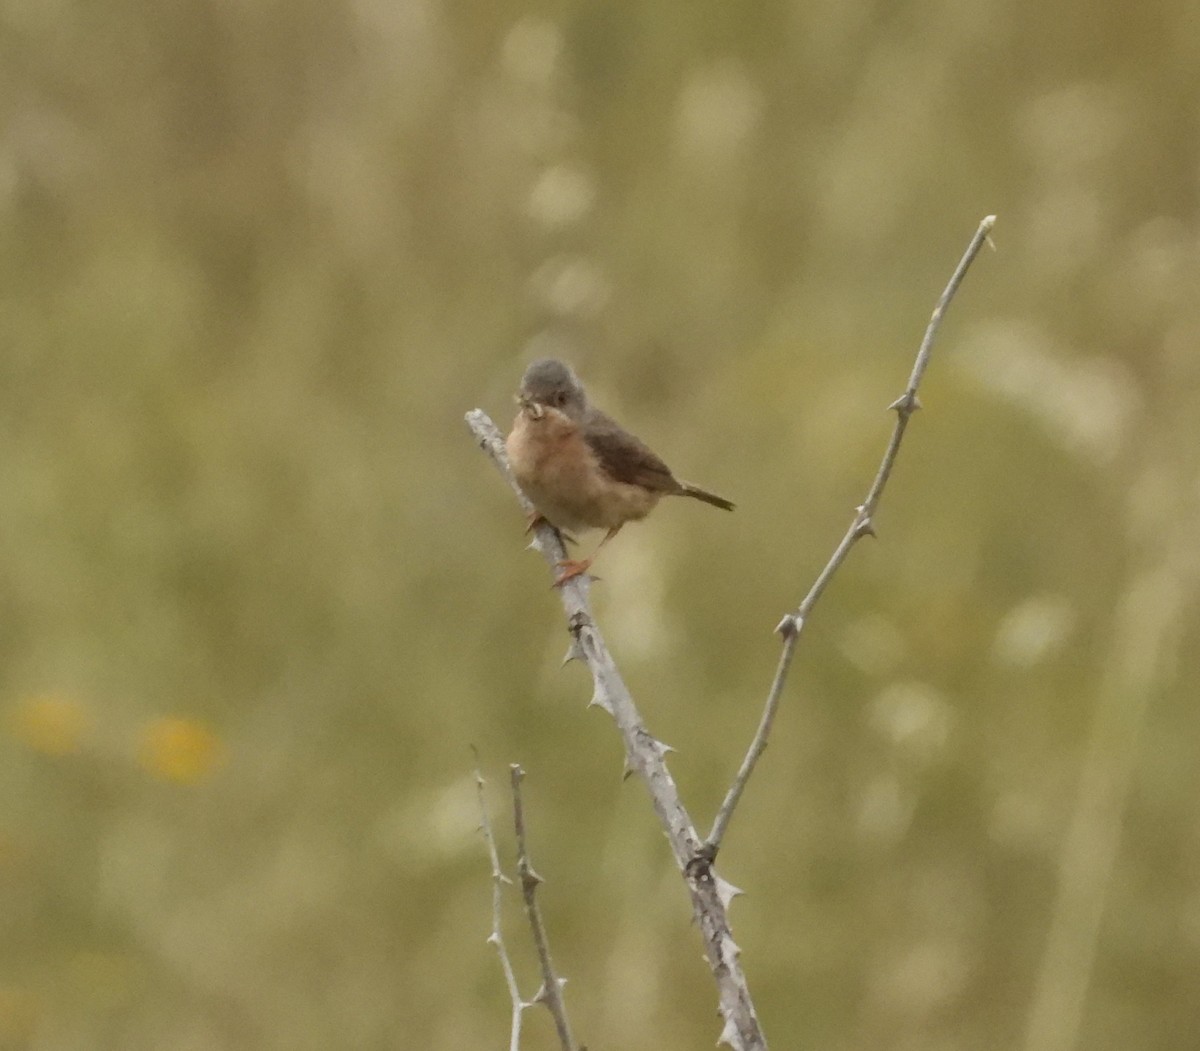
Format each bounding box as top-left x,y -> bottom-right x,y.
583,411 -> 680,493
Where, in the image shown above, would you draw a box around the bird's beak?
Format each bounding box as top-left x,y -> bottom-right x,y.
515,393 -> 545,419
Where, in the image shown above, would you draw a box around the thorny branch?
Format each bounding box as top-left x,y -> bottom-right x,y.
703,215 -> 997,855
474,762 -> 525,1051
466,215 -> 997,1050
464,410 -> 763,1049
510,765 -> 578,1051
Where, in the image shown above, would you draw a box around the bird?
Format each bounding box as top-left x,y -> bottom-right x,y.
505,358 -> 734,585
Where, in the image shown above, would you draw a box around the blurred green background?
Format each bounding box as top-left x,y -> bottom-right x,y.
3,1 -> 1199,1048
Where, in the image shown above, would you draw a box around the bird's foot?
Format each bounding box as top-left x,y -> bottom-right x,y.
553,559 -> 595,587
525,511 -> 576,546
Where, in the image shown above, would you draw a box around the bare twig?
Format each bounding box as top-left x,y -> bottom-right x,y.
510,764 -> 578,1051
465,412 -> 763,1049
474,762 -> 525,1051
703,215 -> 997,855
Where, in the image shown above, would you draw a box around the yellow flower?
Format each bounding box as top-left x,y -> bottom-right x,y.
138,717 -> 223,783
7,694 -> 89,756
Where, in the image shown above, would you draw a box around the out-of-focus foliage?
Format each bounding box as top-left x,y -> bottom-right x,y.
2,1 -> 1198,1049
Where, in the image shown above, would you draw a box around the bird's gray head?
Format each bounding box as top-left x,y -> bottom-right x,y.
517,358 -> 588,419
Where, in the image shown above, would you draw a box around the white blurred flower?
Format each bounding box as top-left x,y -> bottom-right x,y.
960,320 -> 1138,464
527,164 -> 596,229
528,254 -> 610,318
867,682 -> 954,761
856,774 -> 916,846
993,594 -> 1076,668
675,60 -> 763,163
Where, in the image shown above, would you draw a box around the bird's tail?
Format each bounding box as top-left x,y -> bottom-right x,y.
677,482 -> 735,511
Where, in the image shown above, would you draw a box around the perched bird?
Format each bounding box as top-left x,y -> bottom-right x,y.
505,358 -> 734,585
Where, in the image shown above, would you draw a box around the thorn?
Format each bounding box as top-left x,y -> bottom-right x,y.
775,613 -> 801,638
621,755 -> 636,781
716,1015 -> 742,1049
713,873 -> 744,911
887,391 -> 921,415
720,933 -> 741,961
855,517 -> 877,539
530,977 -> 566,1005
645,735 -> 675,760
588,688 -> 614,715
561,640 -> 586,665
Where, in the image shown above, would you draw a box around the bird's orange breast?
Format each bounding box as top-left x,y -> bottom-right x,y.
506,408 -> 660,533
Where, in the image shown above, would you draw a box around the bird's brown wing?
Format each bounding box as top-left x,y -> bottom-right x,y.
583,410 -> 682,493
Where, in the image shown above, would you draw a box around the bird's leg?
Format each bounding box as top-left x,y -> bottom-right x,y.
554,526 -> 621,586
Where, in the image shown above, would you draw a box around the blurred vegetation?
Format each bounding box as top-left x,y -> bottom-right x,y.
2,1 -> 1199,1049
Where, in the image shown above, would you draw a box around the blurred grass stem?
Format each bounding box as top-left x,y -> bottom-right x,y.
1023,554 -> 1193,1051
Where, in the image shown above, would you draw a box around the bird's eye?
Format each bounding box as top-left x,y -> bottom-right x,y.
552,391 -> 566,406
